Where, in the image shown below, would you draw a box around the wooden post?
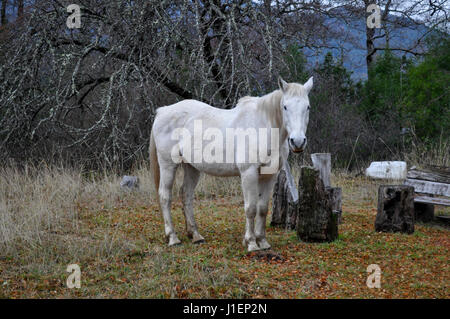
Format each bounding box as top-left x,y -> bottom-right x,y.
311,153 -> 343,223
311,153 -> 331,187
296,166 -> 338,242
271,161 -> 298,230
328,187 -> 343,224
375,185 -> 415,234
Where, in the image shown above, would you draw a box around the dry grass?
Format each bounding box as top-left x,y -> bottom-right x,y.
0,163 -> 448,298
0,165 -> 80,255
403,134 -> 450,168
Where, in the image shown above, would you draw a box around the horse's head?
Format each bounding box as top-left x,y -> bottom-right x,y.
278,76 -> 313,153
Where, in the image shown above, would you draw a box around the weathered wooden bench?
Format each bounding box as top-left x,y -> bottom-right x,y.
403,166 -> 450,222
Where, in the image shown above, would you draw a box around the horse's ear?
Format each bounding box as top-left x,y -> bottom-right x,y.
278,76 -> 288,92
304,76 -> 313,94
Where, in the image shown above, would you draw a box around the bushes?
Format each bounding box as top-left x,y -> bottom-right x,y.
404,36 -> 450,140
306,53 -> 368,168
288,51 -> 408,170
294,37 -> 449,170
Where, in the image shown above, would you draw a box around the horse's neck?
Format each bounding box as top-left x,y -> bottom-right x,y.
259,90 -> 288,142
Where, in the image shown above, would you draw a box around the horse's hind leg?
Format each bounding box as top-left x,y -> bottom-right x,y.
181,164 -> 204,244
159,162 -> 181,246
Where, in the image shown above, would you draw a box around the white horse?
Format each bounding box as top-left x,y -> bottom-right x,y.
149,77 -> 313,251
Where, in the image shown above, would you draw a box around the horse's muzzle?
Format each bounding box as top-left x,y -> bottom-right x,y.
291,148 -> 304,153
289,138 -> 306,153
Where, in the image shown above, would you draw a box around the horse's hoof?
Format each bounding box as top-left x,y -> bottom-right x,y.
192,233 -> 205,244
257,239 -> 271,250
247,242 -> 260,252
168,235 -> 181,247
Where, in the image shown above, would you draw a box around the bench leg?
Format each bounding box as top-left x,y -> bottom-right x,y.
414,202 -> 434,223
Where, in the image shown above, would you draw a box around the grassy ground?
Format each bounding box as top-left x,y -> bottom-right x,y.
0,165 -> 448,298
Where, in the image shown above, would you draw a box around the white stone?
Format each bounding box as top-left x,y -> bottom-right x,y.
365,161 -> 407,180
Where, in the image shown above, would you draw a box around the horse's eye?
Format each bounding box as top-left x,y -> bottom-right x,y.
283,106 -> 287,110
307,105 -> 310,110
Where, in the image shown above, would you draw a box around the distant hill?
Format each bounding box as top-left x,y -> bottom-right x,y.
304,8 -> 429,80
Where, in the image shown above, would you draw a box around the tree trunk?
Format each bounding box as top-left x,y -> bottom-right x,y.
18,0 -> 24,18
296,166 -> 338,242
364,0 -> 377,75
271,161 -> 298,230
1,0 -> 7,26
375,185 -> 415,233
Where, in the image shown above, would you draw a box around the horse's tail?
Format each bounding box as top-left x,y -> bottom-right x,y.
149,130 -> 160,194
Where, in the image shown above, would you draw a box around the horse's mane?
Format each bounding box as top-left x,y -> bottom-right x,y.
236,83 -> 306,128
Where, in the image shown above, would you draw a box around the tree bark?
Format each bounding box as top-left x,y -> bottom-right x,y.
18,0 -> 24,18
1,0 -> 7,26
271,161 -> 298,230
365,0 -> 376,74
296,166 -> 338,242
375,185 -> 415,233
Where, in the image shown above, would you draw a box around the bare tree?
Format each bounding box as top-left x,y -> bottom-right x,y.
332,0 -> 448,73
0,0 -> 334,168
0,0 -> 446,168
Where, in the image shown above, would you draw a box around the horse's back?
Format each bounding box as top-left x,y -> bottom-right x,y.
154,99 -> 238,133
156,99 -> 220,119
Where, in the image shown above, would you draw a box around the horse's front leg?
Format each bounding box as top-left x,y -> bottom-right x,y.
241,167 -> 260,252
255,175 -> 277,250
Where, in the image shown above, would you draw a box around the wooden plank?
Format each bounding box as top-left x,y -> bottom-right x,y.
414,196 -> 450,206
311,153 -> 331,187
328,187 -> 342,224
425,165 -> 450,174
404,178 -> 450,197
283,160 -> 298,203
407,169 -> 450,184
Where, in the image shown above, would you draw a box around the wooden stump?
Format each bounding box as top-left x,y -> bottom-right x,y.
271,161 -> 298,230
375,185 -> 415,234
296,166 -> 338,242
311,153 -> 342,224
